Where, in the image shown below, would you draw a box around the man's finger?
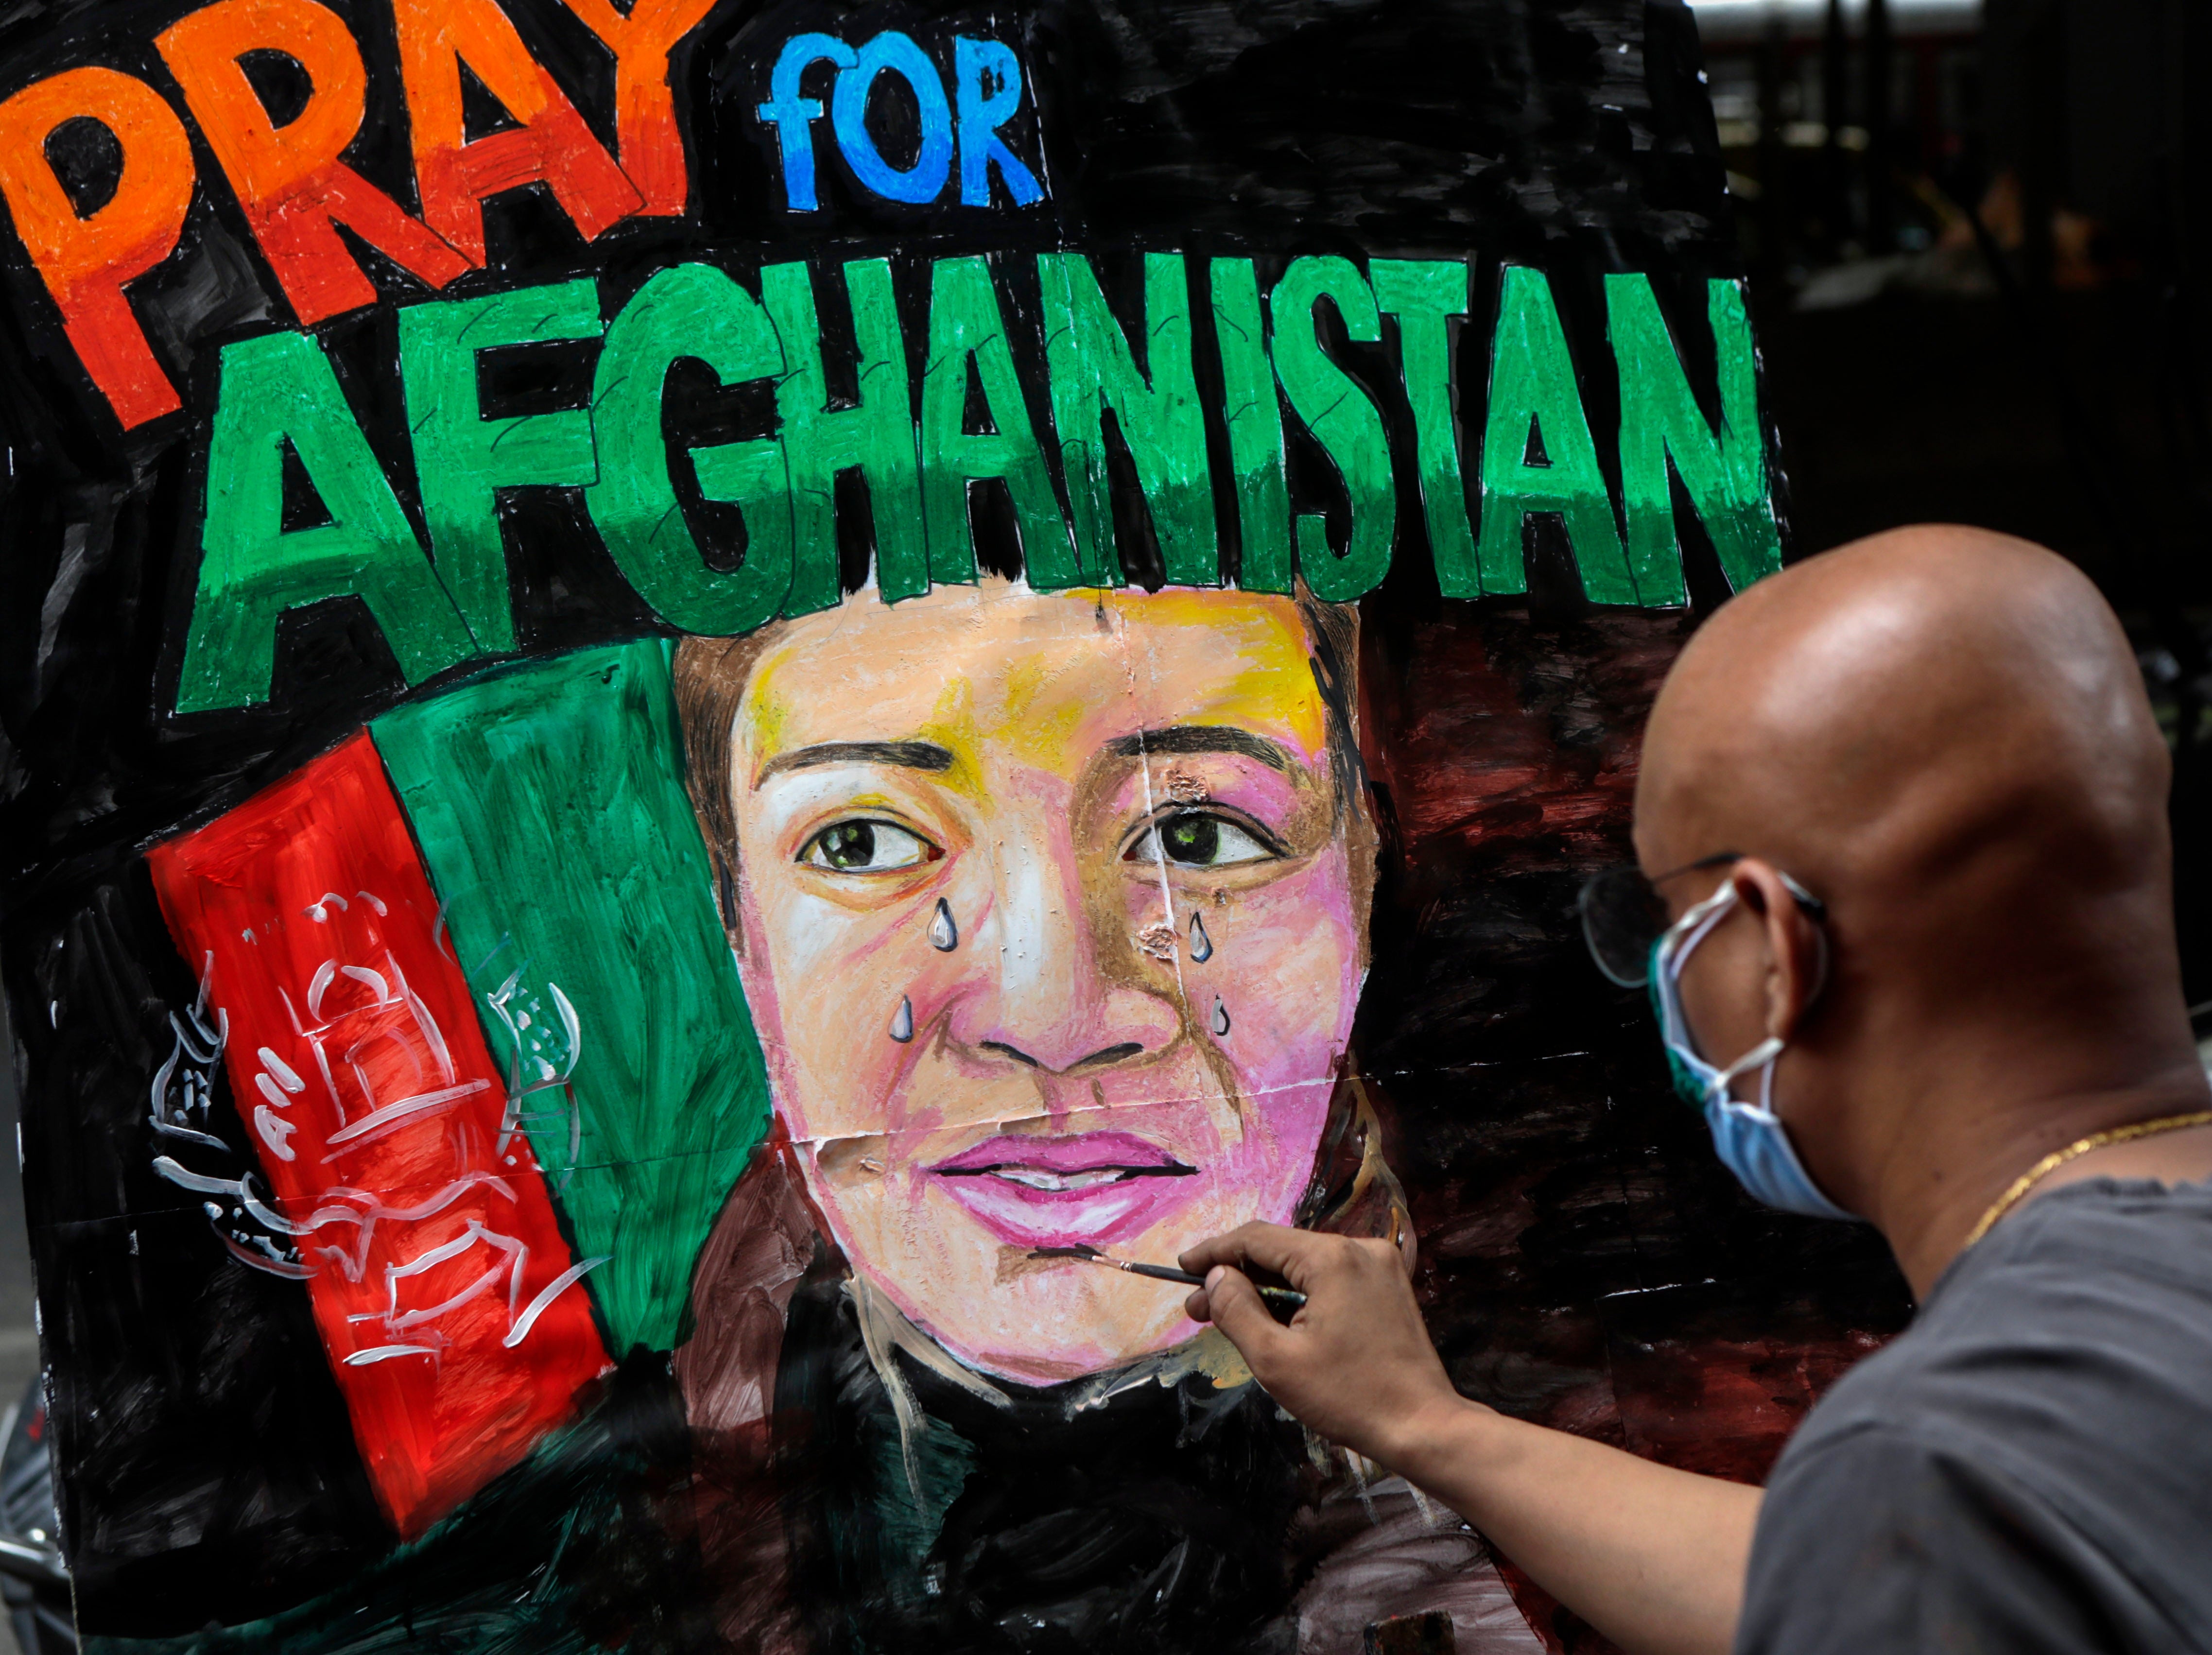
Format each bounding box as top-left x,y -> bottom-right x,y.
1178,1222 -> 1314,1281
1201,1265 -> 1288,1372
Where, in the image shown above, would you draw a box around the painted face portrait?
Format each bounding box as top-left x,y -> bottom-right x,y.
679,580 -> 1376,1386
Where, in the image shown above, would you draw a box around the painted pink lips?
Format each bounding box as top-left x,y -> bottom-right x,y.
928,1132 -> 1198,1248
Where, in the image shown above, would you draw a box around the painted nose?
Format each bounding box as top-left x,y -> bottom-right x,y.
947,833 -> 1182,1075
976,1036 -> 1147,1072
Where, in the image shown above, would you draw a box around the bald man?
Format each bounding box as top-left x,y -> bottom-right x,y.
1184,526 -> 2212,1655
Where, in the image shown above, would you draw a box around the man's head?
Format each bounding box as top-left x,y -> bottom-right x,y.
1635,526 -> 2202,1239
674,579 -> 1377,1385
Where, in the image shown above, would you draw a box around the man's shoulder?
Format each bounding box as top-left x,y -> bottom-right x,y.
1742,1180 -> 2212,1655
1788,1176 -> 2212,1459
1739,1420 -> 2198,1655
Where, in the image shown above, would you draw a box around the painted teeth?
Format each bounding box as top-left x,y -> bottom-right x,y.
989,1167 -> 1132,1192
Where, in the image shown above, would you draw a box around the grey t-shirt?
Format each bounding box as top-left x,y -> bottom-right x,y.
1737,1178 -> 2212,1655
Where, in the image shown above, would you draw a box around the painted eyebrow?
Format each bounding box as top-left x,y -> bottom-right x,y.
754,741 -> 955,786
1105,726 -> 1292,772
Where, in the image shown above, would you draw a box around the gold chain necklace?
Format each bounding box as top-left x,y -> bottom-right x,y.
1962,1110 -> 2212,1249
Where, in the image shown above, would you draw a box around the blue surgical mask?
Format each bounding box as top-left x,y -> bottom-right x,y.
1647,884 -> 1858,1222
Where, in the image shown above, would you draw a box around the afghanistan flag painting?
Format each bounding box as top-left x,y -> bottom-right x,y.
146,643 -> 767,1539
0,0 -> 1913,1649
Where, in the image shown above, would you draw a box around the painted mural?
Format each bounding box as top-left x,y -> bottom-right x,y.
0,0 -> 1914,1649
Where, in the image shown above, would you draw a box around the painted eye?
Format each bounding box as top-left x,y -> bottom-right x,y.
1124,812 -> 1277,868
799,820 -> 939,873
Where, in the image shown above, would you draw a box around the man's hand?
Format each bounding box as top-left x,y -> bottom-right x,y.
1179,1222 -> 1468,1467
1182,1221 -> 1761,1655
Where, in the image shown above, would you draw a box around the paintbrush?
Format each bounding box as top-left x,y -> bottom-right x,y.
1028,1243 -> 1308,1309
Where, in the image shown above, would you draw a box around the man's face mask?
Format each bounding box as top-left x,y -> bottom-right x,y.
1580,858 -> 1858,1223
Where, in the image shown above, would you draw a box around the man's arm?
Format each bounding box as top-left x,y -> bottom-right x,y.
1181,1223 -> 1760,1655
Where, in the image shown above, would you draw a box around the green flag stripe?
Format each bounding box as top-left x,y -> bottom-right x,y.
371,638 -> 769,1356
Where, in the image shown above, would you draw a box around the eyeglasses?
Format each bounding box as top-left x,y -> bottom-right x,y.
1576,852 -> 1827,988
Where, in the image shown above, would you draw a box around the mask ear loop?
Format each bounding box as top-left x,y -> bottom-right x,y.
1711,871 -> 1824,1109
1662,884 -> 1788,1104
1669,873 -> 1830,1097
1734,890 -> 1825,1116
1660,886 -> 1739,986
1712,1036 -> 1786,1111
1743,884 -> 1829,1106
1657,885 -> 1741,1058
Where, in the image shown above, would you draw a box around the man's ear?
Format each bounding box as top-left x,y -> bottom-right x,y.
1731,859 -> 1826,1041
